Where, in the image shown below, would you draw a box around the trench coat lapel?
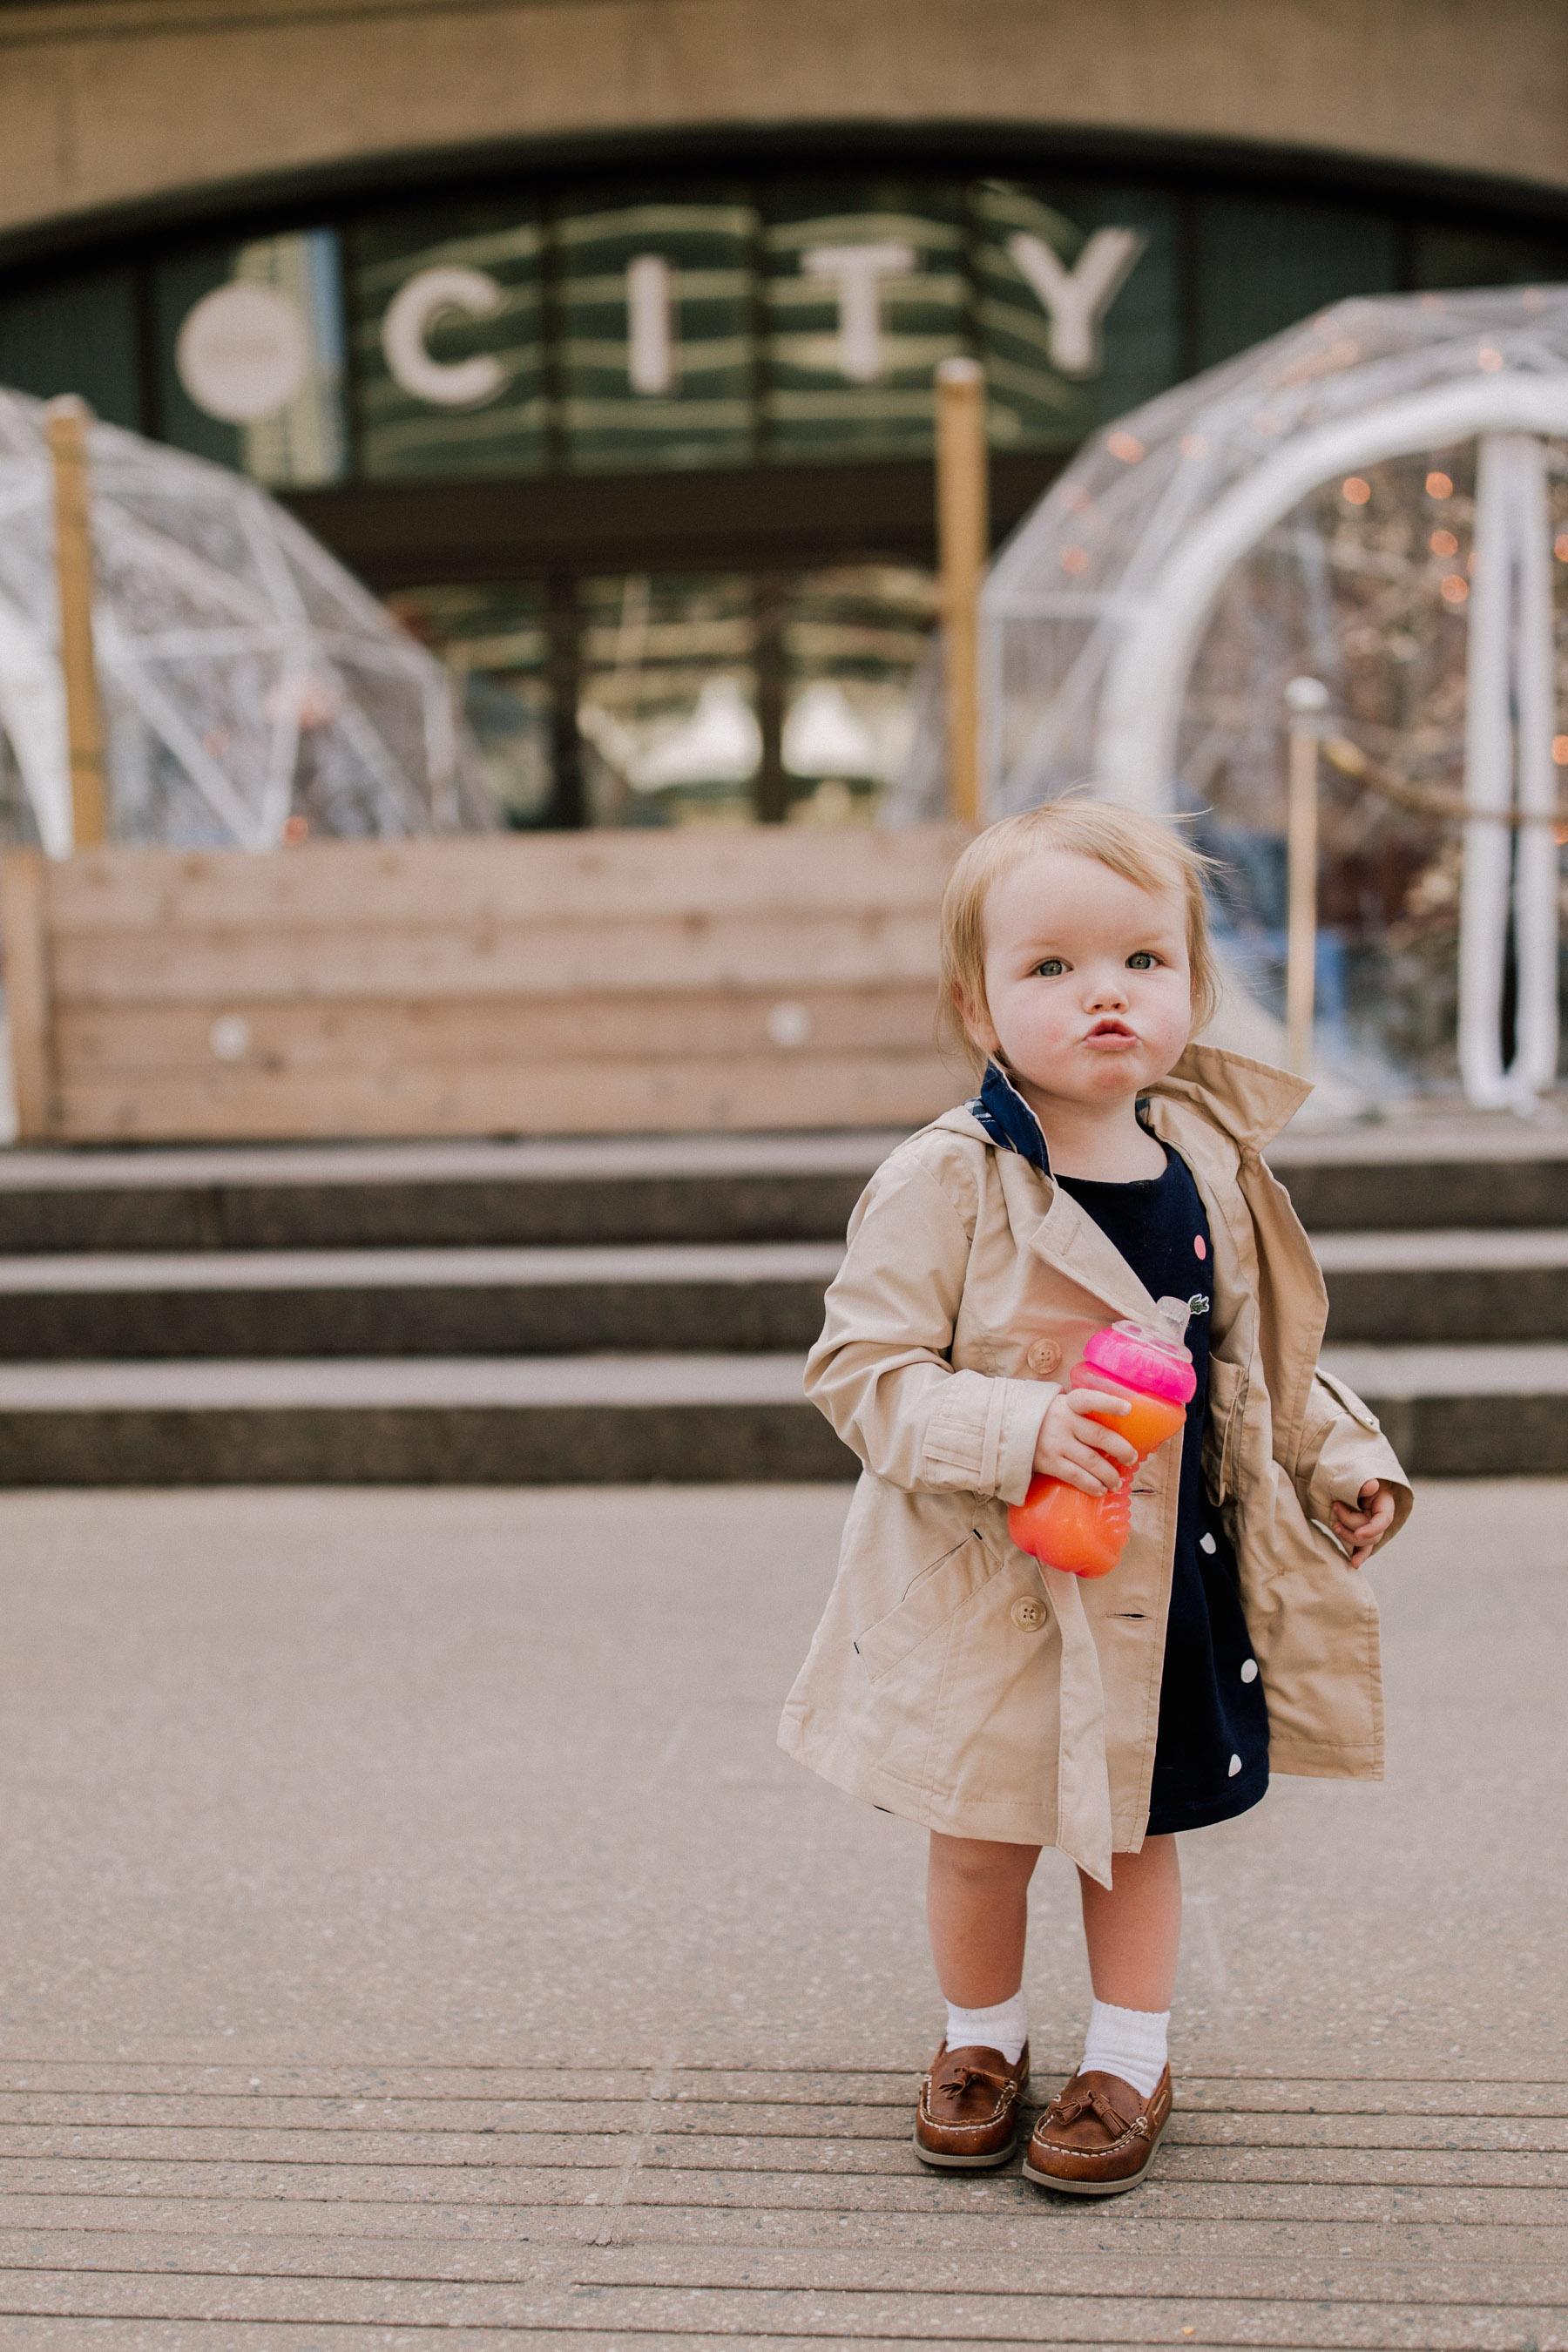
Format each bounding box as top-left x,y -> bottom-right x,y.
938,1077 -> 1162,1330
1027,1178 -> 1161,1329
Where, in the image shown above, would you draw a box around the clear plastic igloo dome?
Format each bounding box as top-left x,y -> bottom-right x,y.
0,390 -> 491,854
936,287 -> 1568,1108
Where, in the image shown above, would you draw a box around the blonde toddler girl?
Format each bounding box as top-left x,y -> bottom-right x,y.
780,800 -> 1410,2194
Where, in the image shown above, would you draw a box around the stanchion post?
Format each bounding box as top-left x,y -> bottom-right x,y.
936,358 -> 988,828
0,849 -> 56,1140
1284,675 -> 1329,1079
45,395 -> 106,851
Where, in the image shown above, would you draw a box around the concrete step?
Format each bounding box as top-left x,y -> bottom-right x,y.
1318,1229 -> 1568,1342
0,1243 -> 842,1359
0,1343 -> 1558,1484
1320,1342 -> 1568,1476
1268,1116 -> 1568,1230
0,1355 -> 851,1484
0,1115 -> 1562,1255
0,1134 -> 902,1254
0,1227 -> 1560,1359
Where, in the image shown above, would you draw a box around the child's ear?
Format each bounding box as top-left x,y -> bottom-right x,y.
953,984 -> 999,1058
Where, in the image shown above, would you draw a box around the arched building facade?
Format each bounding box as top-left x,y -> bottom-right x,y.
0,0 -> 1565,837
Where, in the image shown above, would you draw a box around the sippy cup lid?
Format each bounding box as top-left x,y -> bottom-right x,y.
1080,1297 -> 1197,1404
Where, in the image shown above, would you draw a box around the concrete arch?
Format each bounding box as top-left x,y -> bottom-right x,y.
0,0 -> 1563,254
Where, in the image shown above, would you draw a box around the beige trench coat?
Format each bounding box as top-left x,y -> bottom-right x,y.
778,1043 -> 1413,1888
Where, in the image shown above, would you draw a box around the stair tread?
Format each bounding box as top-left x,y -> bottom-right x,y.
1313,1228 -> 1568,1270
0,1115 -> 1561,1196
1268,1115 -> 1568,1167
1321,1342 -> 1568,1394
0,1132 -> 908,1193
0,1345 -> 1562,1411
0,1229 -> 1564,1293
0,1242 -> 847,1294
0,1354 -> 814,1409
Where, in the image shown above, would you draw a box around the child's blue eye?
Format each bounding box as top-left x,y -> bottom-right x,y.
1126,951 -> 1160,970
1032,957 -> 1066,977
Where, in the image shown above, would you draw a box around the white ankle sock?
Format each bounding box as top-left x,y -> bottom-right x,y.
943,1990 -> 1028,2065
1079,1998 -> 1168,2099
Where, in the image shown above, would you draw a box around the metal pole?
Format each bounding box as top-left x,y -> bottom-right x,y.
44,395 -> 106,851
1284,676 -> 1328,1079
936,358 -> 987,828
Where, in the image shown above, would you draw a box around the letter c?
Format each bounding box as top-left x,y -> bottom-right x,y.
382,266 -> 506,407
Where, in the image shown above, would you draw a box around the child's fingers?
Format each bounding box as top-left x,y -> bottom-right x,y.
1064,1403 -> 1139,1466
1072,1389 -> 1132,1418
1049,1442 -> 1124,1494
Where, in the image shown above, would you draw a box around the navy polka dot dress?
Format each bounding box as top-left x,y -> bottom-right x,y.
1055,1146 -> 1270,1834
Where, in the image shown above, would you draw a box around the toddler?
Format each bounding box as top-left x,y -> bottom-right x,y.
780,801 -> 1410,2194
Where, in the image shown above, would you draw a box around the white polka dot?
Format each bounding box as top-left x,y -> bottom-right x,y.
1199,1532 -> 1216,1555
1227,1753 -> 1242,1776
1240,1659 -> 1259,1684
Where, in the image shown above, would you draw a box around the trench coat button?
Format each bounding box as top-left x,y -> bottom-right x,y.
1011,1595 -> 1047,1632
1024,1338 -> 1061,1376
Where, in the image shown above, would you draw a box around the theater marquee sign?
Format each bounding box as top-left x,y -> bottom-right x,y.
154,178 -> 1174,489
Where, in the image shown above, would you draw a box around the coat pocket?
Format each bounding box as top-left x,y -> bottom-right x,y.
1203,1354 -> 1247,1504
853,1532 -> 1003,1685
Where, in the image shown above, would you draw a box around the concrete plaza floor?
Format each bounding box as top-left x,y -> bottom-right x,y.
0,1478 -> 1563,2346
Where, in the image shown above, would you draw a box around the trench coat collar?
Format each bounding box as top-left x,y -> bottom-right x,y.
956,1041 -> 1311,1170
939,1041 -> 1309,1333
1146,1040 -> 1312,1152
966,1058 -> 1051,1175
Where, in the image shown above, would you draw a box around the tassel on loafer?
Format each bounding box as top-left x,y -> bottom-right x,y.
913,2039 -> 1030,2169
1021,2062 -> 1172,2195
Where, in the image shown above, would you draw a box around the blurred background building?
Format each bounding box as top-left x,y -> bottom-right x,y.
0,0 -> 1565,1107
0,0 -> 1560,828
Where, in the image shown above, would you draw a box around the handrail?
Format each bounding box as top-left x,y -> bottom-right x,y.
1321,735 -> 1568,828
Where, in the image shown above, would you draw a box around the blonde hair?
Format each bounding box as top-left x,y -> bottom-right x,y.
937,797 -> 1222,1079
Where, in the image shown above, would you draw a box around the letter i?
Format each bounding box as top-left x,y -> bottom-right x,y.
627,255 -> 675,395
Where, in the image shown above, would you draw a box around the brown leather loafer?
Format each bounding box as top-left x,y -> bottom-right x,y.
914,2039 -> 1030,2169
1021,2062 -> 1172,2195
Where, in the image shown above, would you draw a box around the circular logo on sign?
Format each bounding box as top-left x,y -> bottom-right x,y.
176,283 -> 309,423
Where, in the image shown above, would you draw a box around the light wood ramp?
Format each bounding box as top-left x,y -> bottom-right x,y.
0,827 -> 963,1144
0,2058 -> 1563,2346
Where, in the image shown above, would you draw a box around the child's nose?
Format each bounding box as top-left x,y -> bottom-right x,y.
1085,971 -> 1130,1007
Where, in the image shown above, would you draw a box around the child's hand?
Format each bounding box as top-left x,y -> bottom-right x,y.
1032,1389 -> 1138,1495
1330,1479 -> 1396,1567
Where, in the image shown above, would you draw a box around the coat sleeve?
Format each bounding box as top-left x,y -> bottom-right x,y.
804,1146 -> 1058,1504
1294,1366 -> 1414,1550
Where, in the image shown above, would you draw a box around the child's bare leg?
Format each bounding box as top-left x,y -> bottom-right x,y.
1076,1835 -> 1182,2010
916,1835 -> 1038,2163
1022,1841 -> 1182,2187
927,1832 -> 1041,2005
